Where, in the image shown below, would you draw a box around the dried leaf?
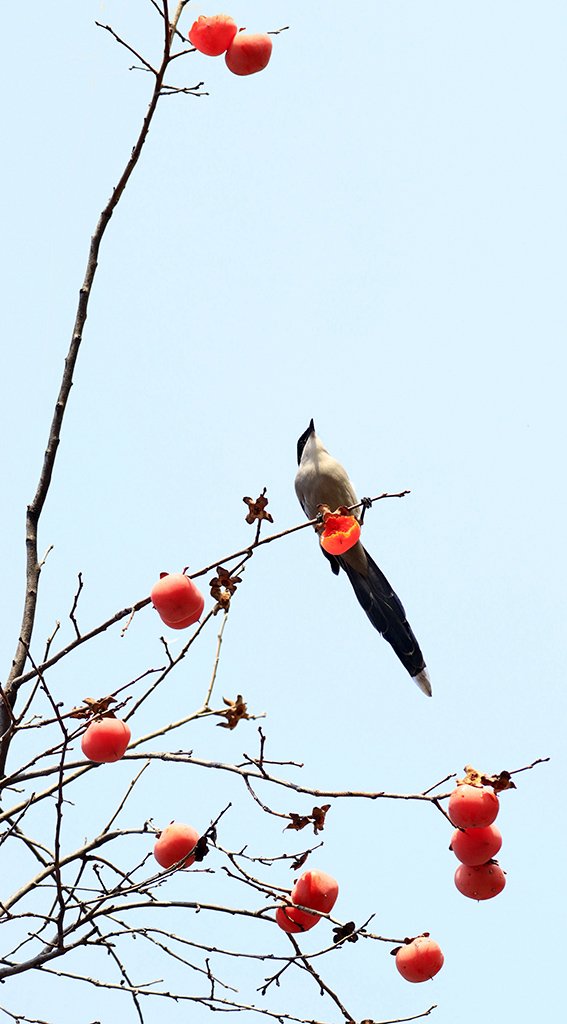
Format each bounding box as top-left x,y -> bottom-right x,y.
333,921 -> 358,944
69,695 -> 117,720
285,813 -> 311,832
243,491 -> 274,525
291,851 -> 309,871
311,804 -> 330,833
459,765 -> 517,792
285,805 -> 331,834
210,566 -> 242,596
480,770 -> 517,793
192,836 -> 209,863
209,565 -> 242,611
215,695 -> 250,730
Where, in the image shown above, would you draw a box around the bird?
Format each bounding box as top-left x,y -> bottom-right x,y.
294,419 -> 432,696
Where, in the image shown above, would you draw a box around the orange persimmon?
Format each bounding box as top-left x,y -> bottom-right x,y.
320,514 -> 361,556
225,32 -> 273,75
188,15 -> 237,56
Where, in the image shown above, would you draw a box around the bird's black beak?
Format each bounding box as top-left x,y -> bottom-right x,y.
296,419 -> 315,465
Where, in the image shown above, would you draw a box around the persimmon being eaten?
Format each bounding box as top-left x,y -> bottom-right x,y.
320,514 -> 361,556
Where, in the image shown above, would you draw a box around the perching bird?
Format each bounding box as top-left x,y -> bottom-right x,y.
295,420 -> 431,696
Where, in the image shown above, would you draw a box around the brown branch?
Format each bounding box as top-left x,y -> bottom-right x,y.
0,897 -> 275,982
201,608 -> 229,710
6,489 -> 408,700
95,21 -> 158,73
101,761 -> 151,834
286,933 -> 355,1022
4,748 -> 546,827
7,596 -> 153,693
159,82 -> 208,96
242,775 -> 293,821
42,621 -> 60,663
509,756 -> 550,774
39,679 -> 68,948
125,607 -> 216,720
1,0 -> 188,774
0,827 -> 147,917
68,572 -> 83,639
123,752 -> 456,809
421,772 -> 457,796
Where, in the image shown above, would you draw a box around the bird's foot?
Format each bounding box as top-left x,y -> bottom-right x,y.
359,496 -> 373,524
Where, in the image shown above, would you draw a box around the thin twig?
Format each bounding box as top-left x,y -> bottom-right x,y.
101,761 -> 151,835
1,0 -> 188,775
286,934 -> 355,1022
95,21 -> 158,73
68,573 -> 83,639
201,609 -> 229,709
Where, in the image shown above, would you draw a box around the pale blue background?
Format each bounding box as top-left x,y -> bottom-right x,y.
1,2 -> 565,1022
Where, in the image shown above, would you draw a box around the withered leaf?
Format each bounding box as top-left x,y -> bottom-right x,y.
458,765 -> 516,793
333,921 -> 358,944
285,805 -> 330,834
311,804 -> 330,833
192,836 -> 209,863
285,813 -> 311,832
480,770 -> 517,793
458,766 -> 487,788
215,695 -> 250,730
69,695 -> 117,720
291,851 -> 309,871
209,566 -> 242,596
212,592 -> 231,613
209,565 -> 242,611
243,491 -> 274,525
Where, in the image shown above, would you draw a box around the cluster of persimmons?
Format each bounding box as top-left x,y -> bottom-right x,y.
188,13 -> 273,77
79,537 -> 507,987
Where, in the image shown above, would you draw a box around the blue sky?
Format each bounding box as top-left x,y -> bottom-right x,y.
1,2 -> 566,1022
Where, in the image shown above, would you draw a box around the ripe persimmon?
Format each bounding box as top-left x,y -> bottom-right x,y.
81,716 -> 131,763
454,860 -> 506,900
188,14 -> 237,56
395,935 -> 444,983
450,824 -> 502,865
275,904 -> 321,933
448,783 -> 499,829
225,33 -> 273,76
151,572 -> 204,627
154,823 -> 200,869
291,869 -> 339,915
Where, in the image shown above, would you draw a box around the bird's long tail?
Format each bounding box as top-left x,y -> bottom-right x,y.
339,548 -> 432,696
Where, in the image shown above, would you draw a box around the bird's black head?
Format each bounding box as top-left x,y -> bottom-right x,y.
296,419 -> 315,465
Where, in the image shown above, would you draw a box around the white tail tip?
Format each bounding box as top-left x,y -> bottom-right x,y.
413,666 -> 432,697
